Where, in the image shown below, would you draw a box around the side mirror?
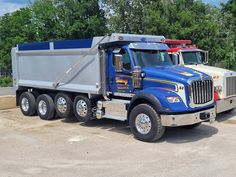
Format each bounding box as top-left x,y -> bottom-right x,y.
114,54 -> 123,73
203,51 -> 209,64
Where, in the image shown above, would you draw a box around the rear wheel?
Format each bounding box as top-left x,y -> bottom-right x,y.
129,104 -> 165,142
73,95 -> 93,122
37,94 -> 55,120
54,93 -> 73,118
19,92 -> 36,116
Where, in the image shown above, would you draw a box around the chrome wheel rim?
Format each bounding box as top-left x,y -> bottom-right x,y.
135,113 -> 152,134
38,100 -> 47,115
21,97 -> 29,112
57,97 -> 67,113
76,100 -> 88,117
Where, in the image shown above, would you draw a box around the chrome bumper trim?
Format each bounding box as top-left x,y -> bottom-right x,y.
161,107 -> 216,127
216,96 -> 236,113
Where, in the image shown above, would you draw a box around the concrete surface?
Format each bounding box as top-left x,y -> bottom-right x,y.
0,87 -> 15,96
0,108 -> 236,177
0,95 -> 16,110
0,87 -> 16,110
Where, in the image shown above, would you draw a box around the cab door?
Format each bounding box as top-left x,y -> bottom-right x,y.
108,48 -> 134,95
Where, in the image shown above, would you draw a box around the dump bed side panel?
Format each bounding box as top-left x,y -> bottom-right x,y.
12,39 -> 102,94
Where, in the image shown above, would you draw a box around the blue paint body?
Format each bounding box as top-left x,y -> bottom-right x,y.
54,39 -> 92,49
18,42 -> 50,51
108,45 -> 215,114
18,39 -> 92,51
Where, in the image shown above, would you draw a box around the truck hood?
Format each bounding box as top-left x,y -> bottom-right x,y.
186,64 -> 236,77
185,64 -> 236,98
142,65 -> 211,84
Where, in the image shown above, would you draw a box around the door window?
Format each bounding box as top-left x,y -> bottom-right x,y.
113,49 -> 131,71
121,49 -> 131,70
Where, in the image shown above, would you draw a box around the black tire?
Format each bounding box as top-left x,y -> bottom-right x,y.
54,92 -> 73,118
19,92 -> 36,116
180,123 -> 202,129
32,91 -> 40,99
36,94 -> 55,120
129,104 -> 165,142
73,95 -> 92,122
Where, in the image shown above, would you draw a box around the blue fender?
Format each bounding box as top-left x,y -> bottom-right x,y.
128,87 -> 188,117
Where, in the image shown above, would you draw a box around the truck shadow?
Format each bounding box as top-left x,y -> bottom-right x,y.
216,109 -> 236,122
160,124 -> 218,144
73,118 -> 218,143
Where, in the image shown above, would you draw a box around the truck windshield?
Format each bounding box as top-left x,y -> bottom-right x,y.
182,52 -> 203,65
131,50 -> 173,67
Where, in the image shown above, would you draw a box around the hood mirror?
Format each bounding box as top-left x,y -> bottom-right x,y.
202,51 -> 209,65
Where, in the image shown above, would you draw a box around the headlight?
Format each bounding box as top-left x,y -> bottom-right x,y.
166,96 -> 181,103
214,85 -> 222,93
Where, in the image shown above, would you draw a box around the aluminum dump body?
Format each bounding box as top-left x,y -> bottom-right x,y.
12,37 -> 104,94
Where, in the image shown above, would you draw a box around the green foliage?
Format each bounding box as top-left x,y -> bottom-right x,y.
105,0 -> 150,33
0,0 -> 235,71
0,0 -> 107,69
106,0 -> 236,70
0,8 -> 33,69
31,0 -> 107,40
0,76 -> 12,87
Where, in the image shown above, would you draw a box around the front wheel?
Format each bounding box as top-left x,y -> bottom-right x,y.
129,104 -> 165,142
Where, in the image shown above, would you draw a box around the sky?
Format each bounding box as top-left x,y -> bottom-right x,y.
0,0 -> 34,16
0,0 -> 229,16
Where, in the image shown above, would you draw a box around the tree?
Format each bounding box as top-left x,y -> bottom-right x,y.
105,0 -> 150,33
0,0 -> 107,69
222,0 -> 236,69
0,8 -> 33,69
105,0 -> 235,69
31,0 -> 107,40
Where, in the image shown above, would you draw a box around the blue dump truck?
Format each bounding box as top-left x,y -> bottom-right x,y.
12,34 -> 216,142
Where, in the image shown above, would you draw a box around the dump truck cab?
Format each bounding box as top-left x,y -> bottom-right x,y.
164,39 -> 236,113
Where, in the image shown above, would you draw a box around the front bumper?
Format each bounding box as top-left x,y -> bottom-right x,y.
160,107 -> 216,127
216,96 -> 236,113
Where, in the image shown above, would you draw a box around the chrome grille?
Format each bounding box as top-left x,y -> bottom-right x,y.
226,76 -> 236,96
191,79 -> 213,104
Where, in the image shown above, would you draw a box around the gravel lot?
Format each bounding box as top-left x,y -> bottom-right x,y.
0,108 -> 236,177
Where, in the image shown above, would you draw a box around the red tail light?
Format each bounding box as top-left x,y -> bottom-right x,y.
214,91 -> 220,101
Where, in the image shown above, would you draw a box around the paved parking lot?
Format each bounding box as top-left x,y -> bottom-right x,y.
0,108 -> 236,177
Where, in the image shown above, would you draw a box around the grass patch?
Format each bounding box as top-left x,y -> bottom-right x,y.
0,76 -> 13,87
